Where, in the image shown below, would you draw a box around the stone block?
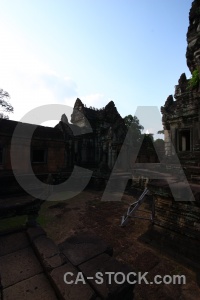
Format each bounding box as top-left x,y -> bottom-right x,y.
59,232 -> 113,266
0,247 -> 42,288
50,263 -> 96,299
79,253 -> 136,300
33,236 -> 60,259
3,273 -> 58,300
0,232 -> 29,256
26,226 -> 46,242
43,254 -> 64,272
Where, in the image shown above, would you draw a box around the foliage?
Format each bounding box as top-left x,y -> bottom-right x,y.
0,216 -> 26,232
124,115 -> 144,145
141,133 -> 154,150
157,129 -> 164,134
154,138 -> 164,148
0,88 -> 13,119
187,69 -> 200,90
124,115 -> 144,130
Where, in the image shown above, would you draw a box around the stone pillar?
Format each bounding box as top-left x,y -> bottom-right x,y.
74,140 -> 78,153
111,148 -> 116,168
94,138 -> 98,163
182,136 -> 186,151
81,139 -> 87,163
69,140 -> 72,167
164,129 -> 171,156
64,147 -> 68,168
170,127 -> 176,155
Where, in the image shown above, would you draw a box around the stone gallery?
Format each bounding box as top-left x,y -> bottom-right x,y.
0,97 -> 131,198
55,98 -> 127,171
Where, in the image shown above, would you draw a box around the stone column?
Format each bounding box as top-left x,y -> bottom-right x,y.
111,148 -> 116,168
164,129 -> 171,156
94,138 -> 98,163
170,127 -> 176,155
182,136 -> 186,151
69,140 -> 72,167
81,139 -> 87,163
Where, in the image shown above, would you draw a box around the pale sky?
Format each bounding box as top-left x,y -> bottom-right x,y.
0,0 -> 193,137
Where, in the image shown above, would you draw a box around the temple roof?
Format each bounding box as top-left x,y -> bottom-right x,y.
0,119 -> 64,140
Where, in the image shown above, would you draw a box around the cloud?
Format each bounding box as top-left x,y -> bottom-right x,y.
80,93 -> 108,108
41,73 -> 78,101
0,20 -> 109,126
0,22 -> 78,123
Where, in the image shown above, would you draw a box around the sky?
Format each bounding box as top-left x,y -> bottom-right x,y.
0,0 -> 193,138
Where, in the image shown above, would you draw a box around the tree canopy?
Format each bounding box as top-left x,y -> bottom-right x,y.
157,129 -> 164,134
0,89 -> 13,119
124,115 -> 143,130
123,115 -> 144,145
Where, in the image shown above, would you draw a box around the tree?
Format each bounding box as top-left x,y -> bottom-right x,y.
188,69 -> 200,90
154,138 -> 164,148
124,115 -> 144,145
0,88 -> 13,119
157,129 -> 164,134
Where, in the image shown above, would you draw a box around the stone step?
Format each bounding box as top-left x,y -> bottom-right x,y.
59,232 -> 136,299
59,232 -> 113,266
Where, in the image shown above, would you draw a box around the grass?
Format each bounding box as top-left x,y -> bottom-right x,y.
0,216 -> 26,232
0,202 -> 53,232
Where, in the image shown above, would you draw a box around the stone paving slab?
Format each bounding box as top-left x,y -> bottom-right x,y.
59,232 -> 113,266
3,273 -> 58,300
33,236 -> 60,259
0,247 -> 43,288
0,231 -> 29,256
26,227 -> 47,242
79,253 -> 135,300
0,227 -> 135,299
50,263 -> 96,300
27,228 -> 65,271
44,254 -> 64,272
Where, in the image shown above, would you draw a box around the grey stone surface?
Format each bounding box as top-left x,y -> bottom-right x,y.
59,232 -> 113,266
0,247 -> 42,288
3,273 -> 58,300
79,253 -> 135,300
0,232 -> 29,256
50,263 -> 96,300
33,236 -> 60,259
26,227 -> 46,242
43,254 -> 64,271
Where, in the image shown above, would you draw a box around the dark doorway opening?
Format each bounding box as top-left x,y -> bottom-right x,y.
178,129 -> 190,151
31,149 -> 47,163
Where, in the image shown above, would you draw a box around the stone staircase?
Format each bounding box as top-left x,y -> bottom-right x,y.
0,228 -> 136,300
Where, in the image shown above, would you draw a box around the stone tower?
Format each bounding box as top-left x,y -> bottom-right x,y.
161,0 -> 200,165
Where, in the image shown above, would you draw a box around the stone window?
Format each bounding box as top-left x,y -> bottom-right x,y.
178,129 -> 191,152
31,149 -> 47,163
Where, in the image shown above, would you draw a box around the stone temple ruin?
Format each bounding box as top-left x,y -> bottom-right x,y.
145,0 -> 200,268
55,98 -> 127,172
1,1 -> 200,298
161,0 -> 200,161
